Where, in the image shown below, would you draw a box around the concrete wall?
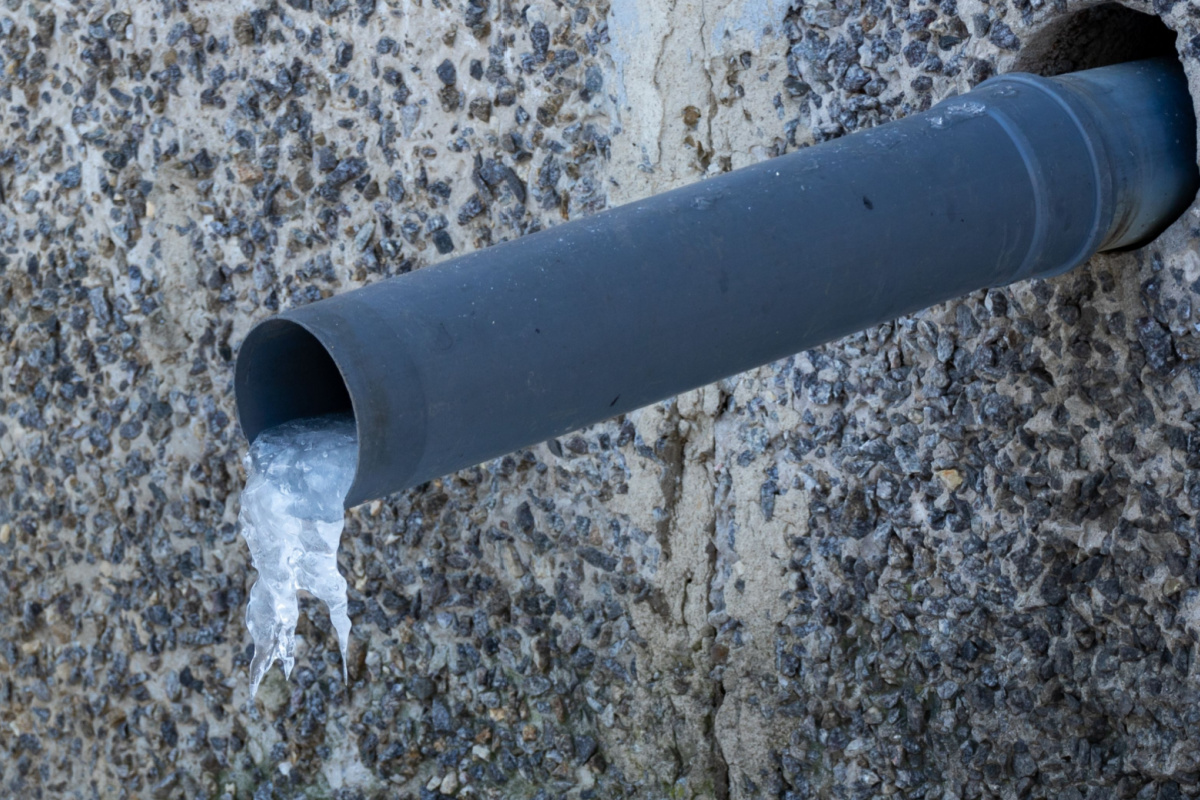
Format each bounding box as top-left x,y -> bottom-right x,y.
0,0 -> 1198,797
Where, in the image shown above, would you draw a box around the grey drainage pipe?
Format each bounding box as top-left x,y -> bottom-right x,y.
235,58 -> 1198,508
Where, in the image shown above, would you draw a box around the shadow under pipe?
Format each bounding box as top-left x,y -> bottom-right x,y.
235,58 -> 1199,508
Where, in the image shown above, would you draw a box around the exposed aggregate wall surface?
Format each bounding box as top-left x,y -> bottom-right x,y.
0,0 -> 1198,798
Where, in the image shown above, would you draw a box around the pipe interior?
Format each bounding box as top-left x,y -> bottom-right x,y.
237,319 -> 354,444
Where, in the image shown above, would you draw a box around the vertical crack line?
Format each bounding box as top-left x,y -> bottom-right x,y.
705,386 -> 730,800
648,0 -> 678,169
699,0 -> 719,170
656,404 -> 684,562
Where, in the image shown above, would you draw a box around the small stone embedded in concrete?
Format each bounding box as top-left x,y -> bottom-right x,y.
936,467 -> 964,491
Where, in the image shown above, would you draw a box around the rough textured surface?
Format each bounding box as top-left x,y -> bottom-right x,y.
0,0 -> 1198,798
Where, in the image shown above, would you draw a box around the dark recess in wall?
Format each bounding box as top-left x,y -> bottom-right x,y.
1014,3 -> 1177,76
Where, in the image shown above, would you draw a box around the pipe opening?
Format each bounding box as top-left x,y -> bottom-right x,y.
1013,4 -> 1178,77
235,318 -> 353,446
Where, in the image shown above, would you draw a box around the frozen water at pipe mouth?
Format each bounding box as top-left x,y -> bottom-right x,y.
238,413 -> 357,696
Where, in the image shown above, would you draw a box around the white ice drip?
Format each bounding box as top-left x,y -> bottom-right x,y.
238,413 -> 357,696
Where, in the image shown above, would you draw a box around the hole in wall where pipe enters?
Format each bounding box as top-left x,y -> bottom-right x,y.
1012,3 -> 1178,77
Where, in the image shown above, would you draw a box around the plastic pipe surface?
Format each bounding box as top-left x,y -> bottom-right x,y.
235,58 -> 1198,507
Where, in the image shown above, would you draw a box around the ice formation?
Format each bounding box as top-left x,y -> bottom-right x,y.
238,413 -> 357,696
